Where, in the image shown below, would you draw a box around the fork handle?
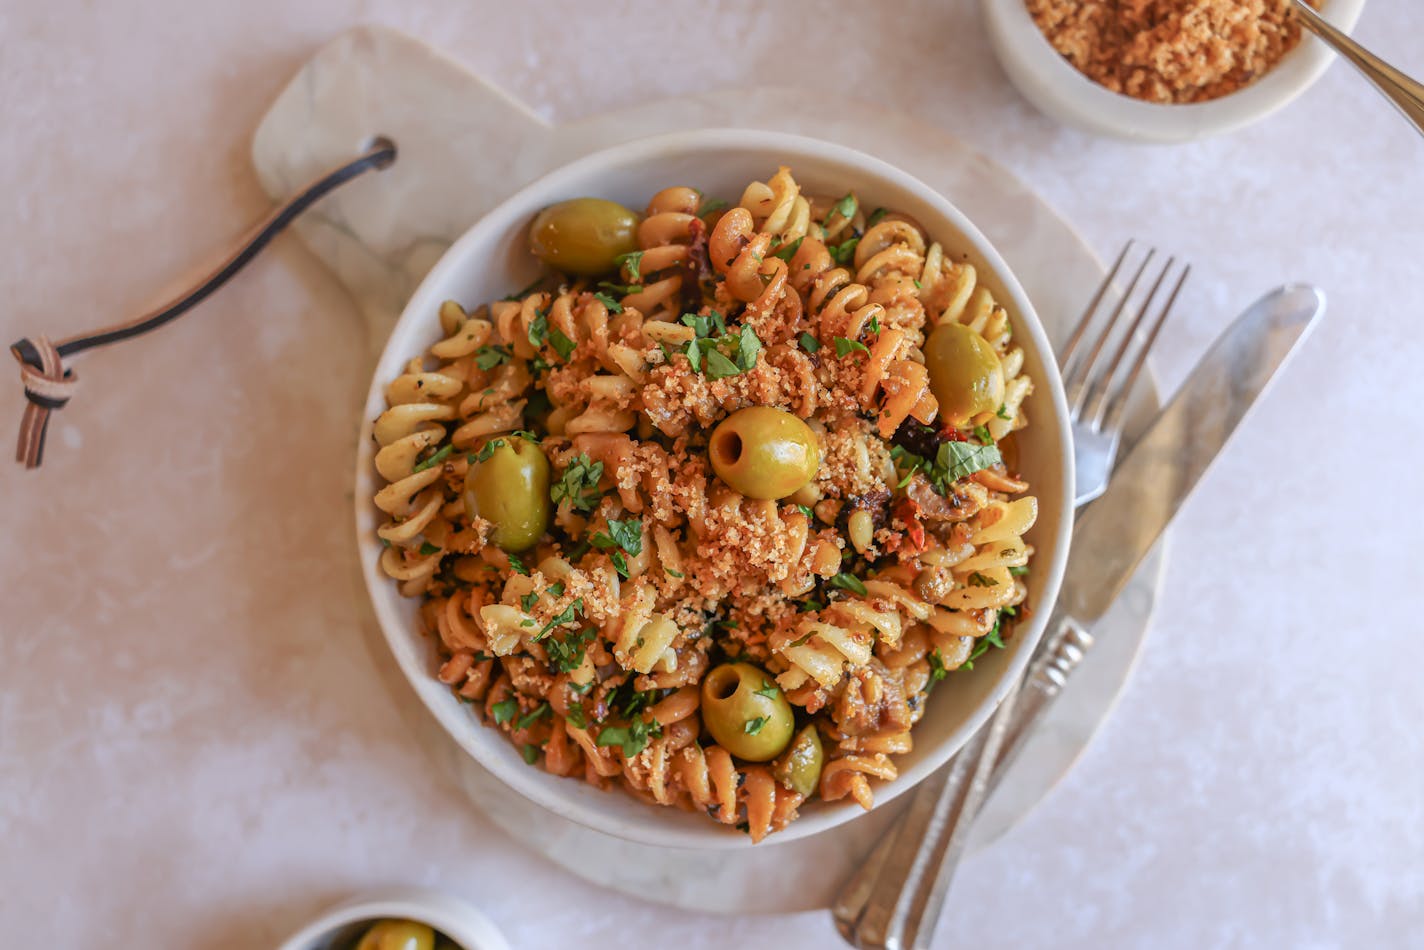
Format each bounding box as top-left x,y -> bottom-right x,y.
1291,0 -> 1424,138
832,616 -> 1094,950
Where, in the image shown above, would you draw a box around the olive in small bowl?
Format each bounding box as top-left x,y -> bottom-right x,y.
923,322 -> 1005,426
463,436 -> 550,552
701,662 -> 795,761
708,407 -> 820,500
354,920 -> 437,950
528,197 -> 640,276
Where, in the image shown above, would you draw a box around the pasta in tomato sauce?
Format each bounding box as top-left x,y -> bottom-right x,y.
372,167 -> 1036,841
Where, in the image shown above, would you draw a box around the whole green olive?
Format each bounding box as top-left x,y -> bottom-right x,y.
772,722 -> 824,797
923,322 -> 1005,426
463,436 -> 550,552
354,919 -> 436,950
701,662 -> 795,761
708,407 -> 820,500
528,197 -> 640,276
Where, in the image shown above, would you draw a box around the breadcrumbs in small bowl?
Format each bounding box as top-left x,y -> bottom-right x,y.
983,0 -> 1368,142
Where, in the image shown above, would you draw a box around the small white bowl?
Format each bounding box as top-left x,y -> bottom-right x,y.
355,129 -> 1075,849
275,890 -> 510,950
984,0 -> 1367,143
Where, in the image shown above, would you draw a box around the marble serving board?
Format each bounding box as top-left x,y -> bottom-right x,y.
250,25 -> 1167,914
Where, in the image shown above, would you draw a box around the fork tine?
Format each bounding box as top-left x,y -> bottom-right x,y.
1098,263 -> 1191,433
1064,247 -> 1157,414
1082,255 -> 1176,424
1059,240 -> 1134,369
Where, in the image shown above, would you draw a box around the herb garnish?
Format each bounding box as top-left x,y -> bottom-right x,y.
475,344 -> 512,371
967,571 -> 998,588
773,236 -> 804,261
592,517 -> 643,578
755,680 -> 780,700
614,249 -> 645,281
535,598 -> 584,641
798,332 -> 821,354
592,291 -> 624,313
866,207 -> 889,227
549,327 -> 578,361
744,716 -> 768,736
973,424 -> 994,445
520,744 -> 539,764
829,572 -> 868,596
831,193 -> 858,222
491,699 -> 519,725
834,337 -> 870,357
418,541 -> 441,556
698,197 -> 729,218
545,627 -> 595,674
412,444 -> 453,473
507,553 -> 529,576
596,717 -> 661,758
552,453 -> 604,512
475,438 -> 506,463
829,237 -> 860,266
528,309 -> 548,348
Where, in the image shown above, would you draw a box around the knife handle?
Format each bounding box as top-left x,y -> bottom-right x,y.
831,614 -> 1094,950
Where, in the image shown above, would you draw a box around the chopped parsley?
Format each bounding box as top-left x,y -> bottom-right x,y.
507,553 -> 529,576
552,453 -> 604,512
1008,565 -> 1030,577
418,541 -> 441,556
516,701 -> 551,731
664,567 -> 684,579
491,699 -> 519,725
475,344 -> 512,371
597,280 -> 643,296
680,320 -> 762,379
549,581 -> 566,598
866,314 -> 880,335
535,598 -> 584,641
520,743 -> 539,764
565,703 -> 587,729
545,627 -> 595,674
926,649 -> 949,692
796,504 -> 815,519
831,193 -> 858,222
834,337 -> 870,357
592,291 -> 623,313
596,717 -> 661,758
411,443 -> 453,473
960,619 -> 1008,671
829,237 -> 860,266
967,571 -> 998,588
475,438 -> 506,463
744,716 -> 768,736
527,309 -> 548,348
973,424 -> 994,445
996,403 -> 1013,421
549,327 -> 578,361
614,249 -> 645,281
511,429 -> 541,443
798,332 -> 821,354
754,680 -> 780,700
519,592 -> 539,612
773,236 -> 804,261
592,517 -> 643,580
866,207 -> 889,227
938,440 -> 1002,482
829,572 -> 868,596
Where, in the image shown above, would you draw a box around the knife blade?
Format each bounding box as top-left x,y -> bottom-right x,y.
1060,283 -> 1325,624
833,283 -> 1325,950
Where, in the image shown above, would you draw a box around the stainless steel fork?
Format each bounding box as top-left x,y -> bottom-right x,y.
1063,242 -> 1190,505
832,241 -> 1190,950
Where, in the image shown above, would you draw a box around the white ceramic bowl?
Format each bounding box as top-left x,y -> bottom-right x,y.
355,129 -> 1074,849
275,890 -> 509,950
984,0 -> 1367,143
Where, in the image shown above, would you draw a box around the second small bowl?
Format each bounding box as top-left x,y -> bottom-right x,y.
984,0 -> 1368,143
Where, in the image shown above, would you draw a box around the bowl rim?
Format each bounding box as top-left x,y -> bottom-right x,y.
354,127 -> 1075,849
983,0 -> 1368,142
274,889 -> 511,950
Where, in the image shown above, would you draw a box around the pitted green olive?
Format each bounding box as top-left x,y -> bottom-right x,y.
924,322 -> 1005,426
529,197 -> 640,276
463,436 -> 550,552
354,920 -> 436,950
708,407 -> 820,500
772,723 -> 824,797
701,662 -> 795,762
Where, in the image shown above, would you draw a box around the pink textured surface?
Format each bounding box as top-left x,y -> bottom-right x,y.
3,2 -> 1422,948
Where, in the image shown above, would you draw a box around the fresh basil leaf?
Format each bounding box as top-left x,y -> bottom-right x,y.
936,441 -> 1002,482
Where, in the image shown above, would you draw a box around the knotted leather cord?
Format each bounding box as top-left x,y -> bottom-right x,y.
10,137 -> 397,469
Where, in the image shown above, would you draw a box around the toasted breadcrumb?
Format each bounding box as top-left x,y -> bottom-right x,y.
1027,0 -> 1315,103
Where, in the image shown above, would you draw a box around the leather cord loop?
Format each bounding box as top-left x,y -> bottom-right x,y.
10,136 -> 397,469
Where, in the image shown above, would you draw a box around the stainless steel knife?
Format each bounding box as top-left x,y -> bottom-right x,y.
834,284 -> 1327,950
